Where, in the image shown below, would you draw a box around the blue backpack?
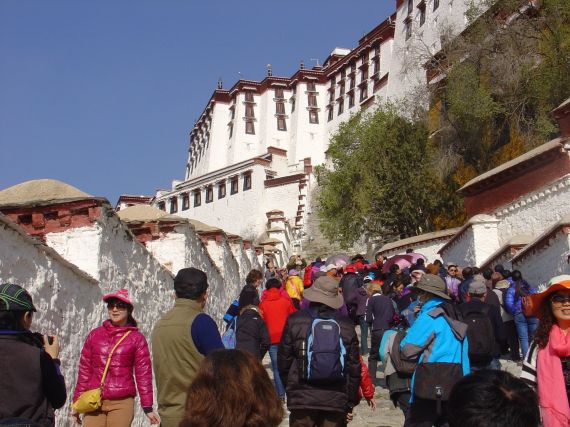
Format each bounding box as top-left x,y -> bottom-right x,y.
222,317 -> 237,349
305,311 -> 347,384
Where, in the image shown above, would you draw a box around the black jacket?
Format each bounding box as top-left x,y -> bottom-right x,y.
365,293 -> 395,331
339,273 -> 363,321
235,307 -> 270,360
277,304 -> 361,413
0,332 -> 66,426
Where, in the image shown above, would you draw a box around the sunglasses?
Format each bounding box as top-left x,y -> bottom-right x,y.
107,301 -> 129,310
551,294 -> 570,305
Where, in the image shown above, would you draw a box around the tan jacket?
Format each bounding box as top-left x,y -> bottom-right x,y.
151,298 -> 204,427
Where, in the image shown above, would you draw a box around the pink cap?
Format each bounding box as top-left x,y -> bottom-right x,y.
103,288 -> 133,306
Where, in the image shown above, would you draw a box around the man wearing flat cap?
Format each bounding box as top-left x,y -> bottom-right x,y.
152,268 -> 223,427
399,274 -> 469,427
278,276 -> 361,427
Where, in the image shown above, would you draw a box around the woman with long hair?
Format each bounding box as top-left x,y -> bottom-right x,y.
521,275 -> 570,427
181,349 -> 284,427
505,270 -> 538,357
72,289 -> 159,426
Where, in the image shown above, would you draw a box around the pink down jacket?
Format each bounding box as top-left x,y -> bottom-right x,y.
72,320 -> 154,408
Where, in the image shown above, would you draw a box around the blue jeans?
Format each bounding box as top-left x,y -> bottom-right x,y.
269,344 -> 285,398
514,313 -> 538,357
358,315 -> 369,354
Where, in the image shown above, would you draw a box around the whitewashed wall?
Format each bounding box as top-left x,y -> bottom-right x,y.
229,240 -> 253,283
495,175 -> 570,244
513,232 -> 570,289
440,216 -> 500,267
202,238 -> 242,329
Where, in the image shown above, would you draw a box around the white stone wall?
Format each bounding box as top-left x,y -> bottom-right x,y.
440,216 -> 500,267
387,0 -> 483,101
495,175 -> 570,244
513,232 -> 570,289
202,238 -> 243,328
229,240 -> 253,283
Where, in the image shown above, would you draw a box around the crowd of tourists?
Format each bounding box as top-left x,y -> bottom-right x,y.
0,250 -> 569,427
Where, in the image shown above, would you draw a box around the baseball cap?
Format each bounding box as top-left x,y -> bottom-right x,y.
0,283 -> 37,312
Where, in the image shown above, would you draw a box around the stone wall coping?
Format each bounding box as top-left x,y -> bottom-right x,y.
478,234 -> 534,270
379,227 -> 460,253
511,214 -> 570,264
438,214 -> 499,255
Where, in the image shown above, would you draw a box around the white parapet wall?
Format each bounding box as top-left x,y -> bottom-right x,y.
439,215 -> 500,267
511,217 -> 570,288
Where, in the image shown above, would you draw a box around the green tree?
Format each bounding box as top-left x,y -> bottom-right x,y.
316,106 -> 460,248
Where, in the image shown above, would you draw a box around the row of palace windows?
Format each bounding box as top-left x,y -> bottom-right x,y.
405,0 -> 439,40
158,174 -> 252,213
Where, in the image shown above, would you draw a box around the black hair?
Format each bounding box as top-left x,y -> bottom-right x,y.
448,370 -> 540,427
405,248 -> 413,253
482,268 -> 493,280
472,267 -> 481,275
494,264 -> 505,273
389,264 -> 400,274
416,258 -> 425,266
174,268 -> 209,300
434,259 -> 443,266
265,278 -> 282,290
462,267 -> 473,279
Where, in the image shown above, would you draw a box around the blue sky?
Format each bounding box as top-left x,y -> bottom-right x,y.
0,1 -> 395,204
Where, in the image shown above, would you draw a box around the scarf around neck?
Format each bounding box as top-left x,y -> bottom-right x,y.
537,324 -> 570,427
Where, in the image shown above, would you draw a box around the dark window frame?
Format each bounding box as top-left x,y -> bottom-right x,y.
218,182 -> 226,199
277,117 -> 287,131
275,88 -> 284,99
205,186 -> 213,203
182,193 -> 190,210
244,91 -> 254,102
230,178 -> 239,195
193,190 -> 201,207
158,201 -> 165,211
434,0 -> 439,11
243,174 -> 252,191
245,121 -> 255,135
327,107 -> 334,122
170,197 -> 178,214
309,110 -> 319,124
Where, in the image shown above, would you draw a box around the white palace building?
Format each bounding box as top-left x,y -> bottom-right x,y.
119,0 -> 487,262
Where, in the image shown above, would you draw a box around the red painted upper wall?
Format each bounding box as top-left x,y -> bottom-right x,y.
461,148 -> 570,217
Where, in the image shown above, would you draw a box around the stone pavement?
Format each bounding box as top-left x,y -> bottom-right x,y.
264,356 -> 522,427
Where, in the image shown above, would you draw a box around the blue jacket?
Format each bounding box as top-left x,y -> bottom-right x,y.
504,280 -> 536,316
400,297 -> 469,400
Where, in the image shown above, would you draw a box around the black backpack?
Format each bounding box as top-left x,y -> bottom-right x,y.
460,304 -> 495,364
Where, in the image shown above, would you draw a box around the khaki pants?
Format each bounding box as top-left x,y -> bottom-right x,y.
83,397 -> 135,427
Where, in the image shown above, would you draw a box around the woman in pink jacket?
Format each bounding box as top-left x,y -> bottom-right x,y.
72,289 -> 160,426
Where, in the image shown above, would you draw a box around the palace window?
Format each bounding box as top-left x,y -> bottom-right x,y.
170,197 -> 178,214
182,193 -> 190,210
193,190 -> 201,207
340,81 -> 346,96
408,0 -> 414,15
245,105 -> 255,118
309,110 -> 319,124
338,98 -> 344,115
308,94 -> 318,107
277,117 -> 287,131
245,121 -> 255,135
244,91 -> 254,102
205,186 -> 213,203
218,182 -> 226,199
360,85 -> 368,102
405,19 -> 412,40
434,0 -> 439,11
327,107 -> 334,122
275,88 -> 284,99
348,93 -> 355,109
306,82 -> 316,92
419,2 -> 426,26
230,178 -> 239,195
291,98 -> 296,113
243,173 -> 252,191
276,102 -> 285,115
228,123 -> 233,138
158,201 -> 165,211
